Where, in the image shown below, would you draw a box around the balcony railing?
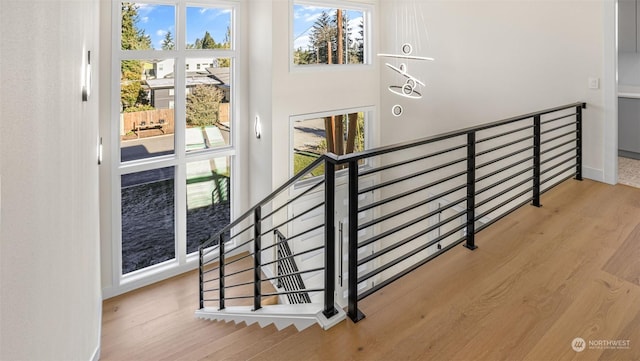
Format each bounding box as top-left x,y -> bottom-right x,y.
199,101 -> 586,325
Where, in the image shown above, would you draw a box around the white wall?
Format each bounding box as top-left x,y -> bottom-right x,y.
247,0 -> 274,205
379,0 -> 606,180
0,1 -> 102,360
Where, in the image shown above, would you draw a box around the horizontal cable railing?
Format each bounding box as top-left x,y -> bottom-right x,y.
199,156 -> 339,319
199,101 -> 585,326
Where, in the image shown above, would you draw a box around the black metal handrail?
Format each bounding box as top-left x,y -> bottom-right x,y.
338,102 -> 585,322
199,154 -> 339,319
199,101 -> 586,327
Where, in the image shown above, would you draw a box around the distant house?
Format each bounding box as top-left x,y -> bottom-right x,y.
150,58 -> 217,79
145,60 -> 230,109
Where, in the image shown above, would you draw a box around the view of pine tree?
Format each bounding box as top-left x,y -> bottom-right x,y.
186,85 -> 224,127
186,29 -> 231,67
121,2 -> 152,51
161,31 -> 174,50
354,19 -> 364,63
201,31 -> 217,49
188,28 -> 231,50
222,25 -> 231,49
339,12 -> 363,64
309,11 -> 336,64
301,8 -> 364,65
294,48 -> 313,65
120,2 -> 152,112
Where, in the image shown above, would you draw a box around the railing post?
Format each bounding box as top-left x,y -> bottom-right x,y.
323,159 -> 339,319
532,115 -> 542,207
348,160 -> 365,322
199,246 -> 204,309
575,104 -> 584,181
218,233 -> 225,310
253,206 -> 262,311
464,132 -> 478,250
276,236 -> 282,289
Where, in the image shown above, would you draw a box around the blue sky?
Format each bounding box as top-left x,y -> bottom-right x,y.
133,3 -> 231,49
293,4 -> 364,50
130,3 -> 361,51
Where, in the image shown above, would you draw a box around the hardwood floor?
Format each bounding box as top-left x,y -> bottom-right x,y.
101,180 -> 640,361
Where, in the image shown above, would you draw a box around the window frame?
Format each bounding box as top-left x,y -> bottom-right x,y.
289,0 -> 374,72
110,0 -> 240,289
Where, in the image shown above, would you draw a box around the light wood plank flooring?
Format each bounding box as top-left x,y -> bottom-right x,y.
102,179 -> 640,361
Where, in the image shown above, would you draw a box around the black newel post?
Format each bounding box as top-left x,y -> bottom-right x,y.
323,159 -> 339,319
532,115 -> 542,207
219,233 -> 226,310
253,207 -> 262,311
199,246 -> 204,309
575,104 -> 584,181
348,160 -> 365,322
464,132 -> 478,250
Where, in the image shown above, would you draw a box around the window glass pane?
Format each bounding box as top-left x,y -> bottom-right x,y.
293,112 -> 365,177
120,59 -> 175,162
121,167 -> 175,274
121,3 -> 175,51
186,157 -> 231,254
185,57 -> 231,152
186,6 -> 232,50
293,4 -> 365,65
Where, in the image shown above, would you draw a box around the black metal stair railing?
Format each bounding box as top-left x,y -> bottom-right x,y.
199,156 -> 339,319
198,101 -> 586,326
275,230 -> 312,304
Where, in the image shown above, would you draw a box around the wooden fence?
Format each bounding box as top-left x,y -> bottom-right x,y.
121,109 -> 175,138
120,104 -> 230,139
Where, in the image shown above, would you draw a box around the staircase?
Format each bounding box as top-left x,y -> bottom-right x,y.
197,102 -> 587,332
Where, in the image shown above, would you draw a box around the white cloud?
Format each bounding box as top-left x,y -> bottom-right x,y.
140,16 -> 149,24
156,29 -> 168,37
197,7 -> 232,17
304,12 -> 321,23
294,34 -> 311,50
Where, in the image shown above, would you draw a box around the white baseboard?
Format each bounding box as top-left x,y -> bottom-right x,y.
582,166 -> 605,183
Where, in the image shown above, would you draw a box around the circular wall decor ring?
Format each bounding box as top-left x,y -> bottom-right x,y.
392,104 -> 403,117
401,43 -> 413,55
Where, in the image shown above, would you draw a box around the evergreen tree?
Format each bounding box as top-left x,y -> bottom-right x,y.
294,48 -> 313,65
309,11 -> 335,64
120,2 -> 152,112
121,2 -> 151,50
354,18 -> 365,64
201,31 -> 217,49
161,31 -> 174,50
222,25 -> 231,49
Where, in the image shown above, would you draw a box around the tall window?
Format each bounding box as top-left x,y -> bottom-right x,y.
114,1 -> 237,279
292,1 -> 371,66
291,109 -> 370,179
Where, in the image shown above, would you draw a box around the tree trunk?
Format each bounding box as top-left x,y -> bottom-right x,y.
324,116 -> 335,154
334,114 -> 344,156
345,112 -> 358,154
